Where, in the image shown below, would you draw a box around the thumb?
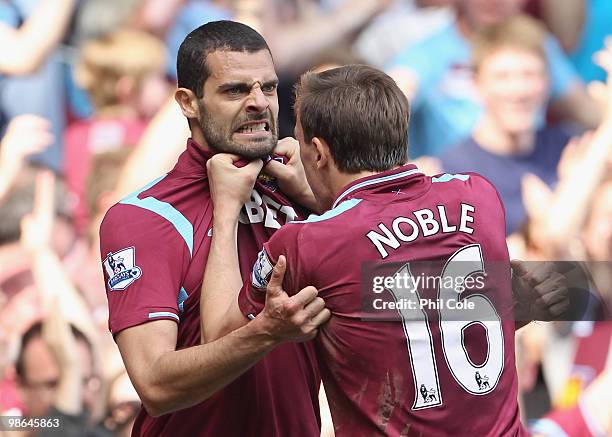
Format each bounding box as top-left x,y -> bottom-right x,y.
266,255 -> 287,297
510,259 -> 529,278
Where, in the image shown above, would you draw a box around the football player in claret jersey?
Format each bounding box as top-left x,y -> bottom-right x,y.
99,21 -> 330,436
203,65 -> 528,436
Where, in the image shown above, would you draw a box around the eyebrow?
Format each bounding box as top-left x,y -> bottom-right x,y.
217,78 -> 279,92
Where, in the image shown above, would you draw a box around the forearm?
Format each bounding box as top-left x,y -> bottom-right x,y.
143,319 -> 276,416
53,364 -> 83,415
200,216 -> 245,343
265,0 -> 382,72
0,0 -> 76,75
540,0 -> 585,52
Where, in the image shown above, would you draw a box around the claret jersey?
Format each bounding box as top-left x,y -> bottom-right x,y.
100,139 -> 320,437
240,164 -> 527,437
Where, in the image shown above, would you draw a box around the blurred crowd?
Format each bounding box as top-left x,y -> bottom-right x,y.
0,0 -> 610,436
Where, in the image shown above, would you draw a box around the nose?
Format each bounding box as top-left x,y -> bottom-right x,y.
246,85 -> 269,114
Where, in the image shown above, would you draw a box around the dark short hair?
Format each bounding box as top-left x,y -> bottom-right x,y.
15,320 -> 92,380
295,64 -> 409,173
177,20 -> 271,98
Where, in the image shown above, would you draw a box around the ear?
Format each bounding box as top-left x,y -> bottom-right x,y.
312,137 -> 331,170
174,88 -> 200,119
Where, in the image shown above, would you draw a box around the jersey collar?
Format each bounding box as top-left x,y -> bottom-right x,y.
332,164 -> 423,209
172,138 -> 215,178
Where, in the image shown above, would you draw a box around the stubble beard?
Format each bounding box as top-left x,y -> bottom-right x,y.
198,106 -> 278,159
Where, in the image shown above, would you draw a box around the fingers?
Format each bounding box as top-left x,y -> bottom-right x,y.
523,262 -> 557,287
290,285 -> 319,309
266,255 -> 287,297
310,308 -> 331,328
273,137 -> 299,157
303,296 -> 326,319
510,259 -> 529,277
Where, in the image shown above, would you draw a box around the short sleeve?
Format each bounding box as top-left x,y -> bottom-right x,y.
238,223 -> 305,320
545,34 -> 580,99
100,204 -> 189,335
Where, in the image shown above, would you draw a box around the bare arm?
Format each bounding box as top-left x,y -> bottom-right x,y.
116,318 -> 278,417
261,0 -> 391,73
540,0 -> 585,53
200,154 -> 330,343
0,0 -> 76,75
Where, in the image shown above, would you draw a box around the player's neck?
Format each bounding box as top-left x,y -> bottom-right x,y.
190,128 -> 210,152
473,116 -> 535,156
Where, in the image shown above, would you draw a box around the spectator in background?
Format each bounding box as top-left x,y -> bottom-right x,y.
65,29 -> 170,235
388,0 -> 597,157
1,169 -> 104,434
437,15 -> 571,235
0,0 -> 77,173
15,316 -> 105,437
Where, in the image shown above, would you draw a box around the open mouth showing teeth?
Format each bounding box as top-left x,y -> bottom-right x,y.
236,122 -> 270,133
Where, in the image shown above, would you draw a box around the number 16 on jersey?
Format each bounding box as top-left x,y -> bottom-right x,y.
387,244 -> 505,410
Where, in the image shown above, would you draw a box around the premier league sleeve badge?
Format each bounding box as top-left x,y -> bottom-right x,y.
103,246 -> 143,291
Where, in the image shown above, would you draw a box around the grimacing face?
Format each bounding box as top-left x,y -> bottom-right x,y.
197,49 -> 279,159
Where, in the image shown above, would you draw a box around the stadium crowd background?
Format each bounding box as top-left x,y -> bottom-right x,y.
0,0 -> 610,435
